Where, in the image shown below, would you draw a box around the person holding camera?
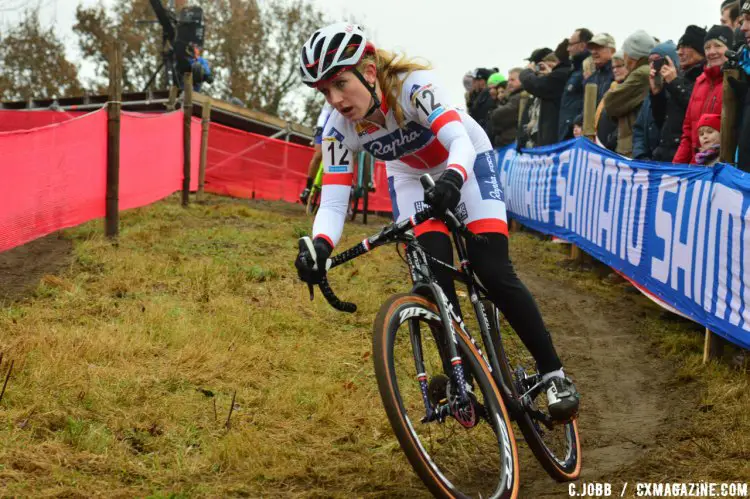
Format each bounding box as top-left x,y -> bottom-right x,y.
647,26 -> 706,162
673,26 -> 734,164
518,46 -> 572,147
632,42 -> 678,160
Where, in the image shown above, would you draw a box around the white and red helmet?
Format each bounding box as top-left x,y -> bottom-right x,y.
299,22 -> 375,87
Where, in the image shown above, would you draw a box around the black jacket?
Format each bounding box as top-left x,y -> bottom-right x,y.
650,62 -> 705,162
558,51 -> 590,141
730,74 -> 750,172
519,62 -> 572,146
487,89 -> 523,148
469,88 -> 496,131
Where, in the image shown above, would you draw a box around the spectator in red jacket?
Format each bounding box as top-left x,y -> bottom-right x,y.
673,26 -> 734,164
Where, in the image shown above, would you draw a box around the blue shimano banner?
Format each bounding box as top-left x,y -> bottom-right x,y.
495,138 -> 750,349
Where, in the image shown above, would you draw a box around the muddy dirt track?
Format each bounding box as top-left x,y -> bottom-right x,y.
0,233 -> 72,303
511,249 -> 692,497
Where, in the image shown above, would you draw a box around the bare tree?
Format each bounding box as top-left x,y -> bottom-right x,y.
0,8 -> 83,101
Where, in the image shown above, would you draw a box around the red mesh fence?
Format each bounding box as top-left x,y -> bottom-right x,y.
204,122 -> 393,214
119,112 -> 201,211
0,110 -> 85,132
0,110 -> 108,252
0,109 -> 203,253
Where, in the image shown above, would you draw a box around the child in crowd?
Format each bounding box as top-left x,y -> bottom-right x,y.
694,114 -> 722,166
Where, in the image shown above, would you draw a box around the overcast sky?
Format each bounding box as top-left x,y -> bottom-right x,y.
1,0 -> 724,109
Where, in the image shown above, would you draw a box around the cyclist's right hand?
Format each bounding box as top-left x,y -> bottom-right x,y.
295,236 -> 332,285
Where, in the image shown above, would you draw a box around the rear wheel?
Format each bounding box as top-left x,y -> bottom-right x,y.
482,299 -> 582,482
373,294 -> 519,498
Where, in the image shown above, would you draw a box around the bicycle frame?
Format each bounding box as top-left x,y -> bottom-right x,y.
314,207 -> 524,421
402,227 -> 524,421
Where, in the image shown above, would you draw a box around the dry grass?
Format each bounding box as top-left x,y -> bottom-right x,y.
0,196 -> 748,497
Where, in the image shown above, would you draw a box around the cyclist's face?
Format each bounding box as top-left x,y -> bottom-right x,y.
318,68 -> 375,121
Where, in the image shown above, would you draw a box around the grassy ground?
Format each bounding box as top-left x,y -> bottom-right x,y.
0,195 -> 748,497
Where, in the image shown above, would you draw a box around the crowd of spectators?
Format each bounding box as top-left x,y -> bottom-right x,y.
464,0 -> 750,171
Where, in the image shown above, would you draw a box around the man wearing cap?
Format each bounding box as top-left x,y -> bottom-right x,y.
467,68 -> 490,117
603,30 -> 656,157
469,67 -> 498,132
647,27 -> 706,162
585,33 -> 616,104
519,48 -> 572,146
559,28 -> 594,141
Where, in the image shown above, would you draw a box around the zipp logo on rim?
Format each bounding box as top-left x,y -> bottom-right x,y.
399,307 -> 440,323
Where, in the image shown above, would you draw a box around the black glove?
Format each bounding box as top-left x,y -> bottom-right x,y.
424,169 -> 464,215
295,236 -> 332,285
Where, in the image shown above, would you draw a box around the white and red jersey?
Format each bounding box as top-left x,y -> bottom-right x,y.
313,69 -> 502,247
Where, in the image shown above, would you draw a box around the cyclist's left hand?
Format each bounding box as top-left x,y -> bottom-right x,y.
295,236 -> 332,285
425,169 -> 464,215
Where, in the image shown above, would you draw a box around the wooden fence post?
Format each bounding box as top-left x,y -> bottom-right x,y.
197,100 -> 211,202
167,86 -> 178,111
106,41 -> 123,239
703,69 -> 740,363
182,73 -> 193,207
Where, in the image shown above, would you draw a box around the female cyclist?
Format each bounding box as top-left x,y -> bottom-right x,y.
294,22 -> 579,421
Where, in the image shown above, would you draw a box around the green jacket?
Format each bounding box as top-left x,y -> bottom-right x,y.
603,59 -> 650,157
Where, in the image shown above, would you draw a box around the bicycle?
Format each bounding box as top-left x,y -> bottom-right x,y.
306,153 -> 375,222
299,174 -> 581,498
348,151 -> 374,224
305,161 -> 325,216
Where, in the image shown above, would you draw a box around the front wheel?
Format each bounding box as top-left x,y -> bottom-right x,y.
373,294 -> 519,499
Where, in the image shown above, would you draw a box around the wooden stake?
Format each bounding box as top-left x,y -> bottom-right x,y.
106,41 -> 123,239
197,101 -> 211,202
0,360 -> 14,404
167,86 -> 178,111
182,73 -> 193,207
582,83 -> 598,139
225,390 -> 237,429
703,70 -> 740,364
720,69 -> 740,166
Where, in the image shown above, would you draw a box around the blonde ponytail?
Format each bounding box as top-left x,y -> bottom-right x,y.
357,49 -> 431,127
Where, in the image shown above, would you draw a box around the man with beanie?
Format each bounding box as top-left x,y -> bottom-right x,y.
585,33 -> 617,104
674,25 -> 734,164
603,30 -> 656,157
677,25 -> 708,74
559,28 -> 594,141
